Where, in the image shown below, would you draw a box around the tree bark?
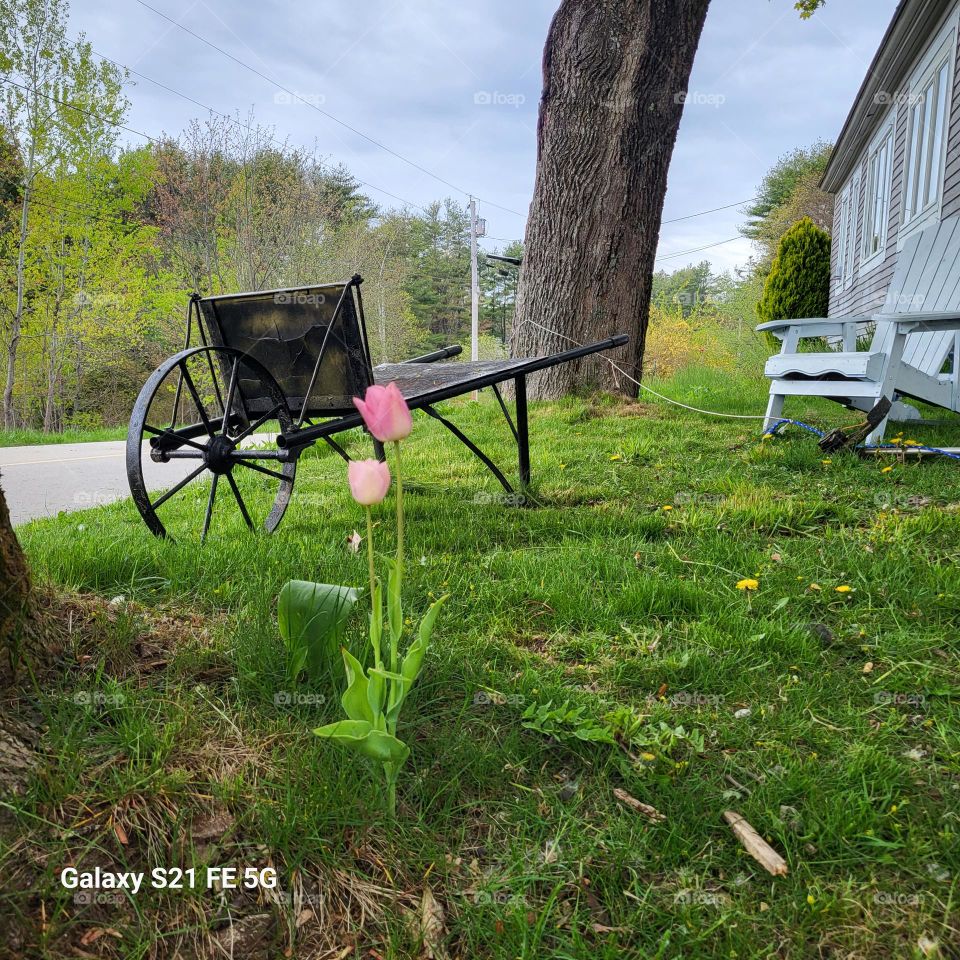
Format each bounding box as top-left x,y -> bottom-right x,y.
0,476 -> 35,687
511,0 -> 711,398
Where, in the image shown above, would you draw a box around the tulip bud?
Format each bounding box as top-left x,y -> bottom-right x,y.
347,459 -> 392,506
353,382 -> 413,443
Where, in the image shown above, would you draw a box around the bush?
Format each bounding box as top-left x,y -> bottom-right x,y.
756,217 -> 831,325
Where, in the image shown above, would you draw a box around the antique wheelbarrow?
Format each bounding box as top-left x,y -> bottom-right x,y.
126,275 -> 627,539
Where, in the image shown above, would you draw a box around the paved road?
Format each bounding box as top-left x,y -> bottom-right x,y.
0,440 -> 199,526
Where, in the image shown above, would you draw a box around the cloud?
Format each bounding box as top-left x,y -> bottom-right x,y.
73,0 -> 896,264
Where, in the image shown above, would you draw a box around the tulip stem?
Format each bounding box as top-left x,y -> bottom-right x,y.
365,507 -> 381,670
394,440 -> 404,576
392,440 -> 404,674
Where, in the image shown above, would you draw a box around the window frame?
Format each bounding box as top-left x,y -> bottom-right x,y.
835,169 -> 861,292
861,111 -> 895,271
899,14 -> 959,243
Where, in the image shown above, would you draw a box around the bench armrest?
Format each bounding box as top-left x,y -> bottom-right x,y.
756,316 -> 871,339
873,311 -> 960,333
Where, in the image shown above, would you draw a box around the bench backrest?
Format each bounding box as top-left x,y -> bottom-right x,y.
197,281 -> 374,418
870,217 -> 960,376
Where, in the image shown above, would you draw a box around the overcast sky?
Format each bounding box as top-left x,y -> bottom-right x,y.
70,0 -> 899,275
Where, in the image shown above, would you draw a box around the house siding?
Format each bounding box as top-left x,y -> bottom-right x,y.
828,2 -> 960,316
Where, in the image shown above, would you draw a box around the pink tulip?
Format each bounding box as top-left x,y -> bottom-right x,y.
347,459 -> 392,506
354,382 -> 412,443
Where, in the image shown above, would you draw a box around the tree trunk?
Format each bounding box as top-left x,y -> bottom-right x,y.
511,0 -> 711,398
0,477 -> 35,687
4,139 -> 34,428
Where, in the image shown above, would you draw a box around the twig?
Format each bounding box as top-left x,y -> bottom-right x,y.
723,810 -> 788,876
613,788 -> 666,823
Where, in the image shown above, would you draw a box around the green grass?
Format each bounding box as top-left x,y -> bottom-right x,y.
0,425 -> 126,447
5,366 -> 960,958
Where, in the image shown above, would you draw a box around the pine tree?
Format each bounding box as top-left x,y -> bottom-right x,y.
757,217 -> 831,324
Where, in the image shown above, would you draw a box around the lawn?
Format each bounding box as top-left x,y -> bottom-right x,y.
0,425 -> 127,447
4,367 -> 960,959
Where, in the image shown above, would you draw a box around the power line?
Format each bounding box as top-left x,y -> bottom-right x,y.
662,197 -> 758,224
655,236 -> 743,263
90,49 -> 429,215
133,0 -> 526,220
0,75 -> 160,144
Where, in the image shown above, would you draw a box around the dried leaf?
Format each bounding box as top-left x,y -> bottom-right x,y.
418,886 -> 448,959
113,821 -> 129,846
346,530 -> 363,554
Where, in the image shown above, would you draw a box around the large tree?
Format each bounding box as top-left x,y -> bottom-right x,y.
511,0 -> 826,398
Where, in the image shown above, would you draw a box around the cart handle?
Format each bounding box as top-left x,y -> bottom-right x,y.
401,344 -> 463,364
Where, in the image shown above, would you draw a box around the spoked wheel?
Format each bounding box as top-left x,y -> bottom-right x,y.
127,346 -> 297,540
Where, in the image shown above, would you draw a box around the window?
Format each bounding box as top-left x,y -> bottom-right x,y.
863,120 -> 894,264
836,172 -> 860,290
903,31 -> 955,232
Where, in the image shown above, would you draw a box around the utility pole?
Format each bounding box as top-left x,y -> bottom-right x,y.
470,197 -> 480,361
469,197 -> 484,399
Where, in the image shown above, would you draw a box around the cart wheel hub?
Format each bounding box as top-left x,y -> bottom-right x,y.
205,435 -> 236,475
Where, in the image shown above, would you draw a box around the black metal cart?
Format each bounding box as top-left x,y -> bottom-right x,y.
126,275 -> 627,540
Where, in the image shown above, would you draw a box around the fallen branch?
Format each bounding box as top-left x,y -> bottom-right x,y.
614,788 -> 666,823
723,810 -> 788,876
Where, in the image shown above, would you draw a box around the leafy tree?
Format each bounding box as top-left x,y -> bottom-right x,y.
756,217 -> 831,325
0,0 -> 127,427
651,260 -> 717,317
741,141 -> 833,241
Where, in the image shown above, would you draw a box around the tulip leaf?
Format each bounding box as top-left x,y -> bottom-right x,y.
279,580 -> 360,680
385,558 -> 403,650
386,596 -> 449,726
366,665 -> 387,722
313,719 -> 410,763
341,648 -> 373,723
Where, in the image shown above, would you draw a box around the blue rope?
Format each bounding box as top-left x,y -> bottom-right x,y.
765,418 -> 826,438
763,418 -> 960,461
861,441 -> 960,461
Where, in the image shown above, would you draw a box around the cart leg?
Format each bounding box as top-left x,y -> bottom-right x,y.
373,437 -> 386,462
515,374 -> 530,487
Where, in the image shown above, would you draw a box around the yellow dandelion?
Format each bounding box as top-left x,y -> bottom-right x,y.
809,583 -> 822,591
641,752 -> 656,761
807,894 -> 816,906
736,578 -> 759,591
821,459 -> 832,465
662,504 -> 674,512
610,454 -> 622,461
881,465 -> 893,473
835,585 -> 853,593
